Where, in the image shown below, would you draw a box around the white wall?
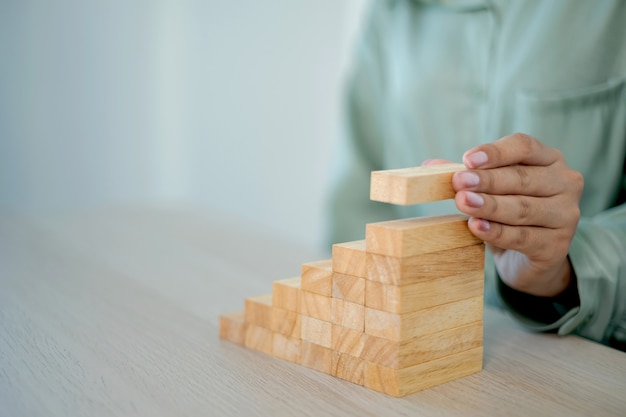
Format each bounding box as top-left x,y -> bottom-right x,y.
0,0 -> 368,249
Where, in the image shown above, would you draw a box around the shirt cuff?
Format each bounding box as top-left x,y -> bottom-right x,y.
497,269 -> 581,333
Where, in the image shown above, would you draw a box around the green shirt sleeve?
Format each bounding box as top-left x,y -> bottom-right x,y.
497,202 -> 626,350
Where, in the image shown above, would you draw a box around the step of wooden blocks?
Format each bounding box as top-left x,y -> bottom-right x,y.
360,321 -> 483,369
364,347 -> 483,397
219,163 -> 487,397
367,244 -> 485,286
272,277 -> 301,313
365,269 -> 484,313
364,296 -> 483,341
301,259 -> 332,296
332,240 -> 367,277
366,214 -> 482,257
219,311 -> 247,345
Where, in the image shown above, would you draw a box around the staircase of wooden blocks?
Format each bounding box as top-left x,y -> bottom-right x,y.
219,163 -> 485,397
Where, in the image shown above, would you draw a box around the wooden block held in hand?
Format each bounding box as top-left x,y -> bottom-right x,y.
370,163 -> 465,205
332,240 -> 367,277
301,259 -> 333,296
272,277 -> 301,313
367,244 -> 485,286
244,294 -> 273,329
360,322 -> 483,369
301,316 -> 332,348
363,346 -> 483,397
219,311 -> 247,345
332,273 -> 365,305
366,214 -> 482,257
365,296 -> 483,341
244,324 -> 274,355
365,270 -> 484,313
300,290 -> 332,322
301,341 -> 333,374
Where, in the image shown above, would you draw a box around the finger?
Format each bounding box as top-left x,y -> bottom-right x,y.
467,217 -> 571,262
455,191 -> 568,228
421,158 -> 453,166
452,165 -> 567,197
463,133 -> 562,169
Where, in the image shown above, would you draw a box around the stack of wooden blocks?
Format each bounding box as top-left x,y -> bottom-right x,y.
219,163 -> 486,397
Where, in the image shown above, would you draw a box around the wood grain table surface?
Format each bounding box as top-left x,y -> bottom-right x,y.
1,207 -> 625,417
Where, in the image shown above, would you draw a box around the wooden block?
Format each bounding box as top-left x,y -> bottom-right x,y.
331,299 -> 364,332
367,244 -> 485,285
332,240 -> 367,277
332,273 -> 365,305
270,307 -> 301,338
301,259 -> 333,296
332,325 -> 366,357
244,294 -> 273,329
363,346 -> 483,397
360,321 -> 483,369
272,277 -> 301,313
244,324 -> 274,355
365,214 -> 482,257
364,296 -> 483,341
370,163 -> 465,205
219,311 -> 247,345
365,270 -> 484,313
273,333 -> 301,364
300,290 -> 332,321
301,341 -> 333,374
331,351 -> 364,385
301,316 -> 332,348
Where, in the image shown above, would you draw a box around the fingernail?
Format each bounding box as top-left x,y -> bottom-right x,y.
465,151 -> 488,168
421,159 -> 432,166
476,218 -> 490,231
465,191 -> 484,208
457,171 -> 480,187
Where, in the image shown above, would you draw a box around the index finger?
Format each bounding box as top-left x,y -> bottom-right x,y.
463,133 -> 562,169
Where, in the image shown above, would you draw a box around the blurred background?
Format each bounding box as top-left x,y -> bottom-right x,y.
0,0 -> 369,250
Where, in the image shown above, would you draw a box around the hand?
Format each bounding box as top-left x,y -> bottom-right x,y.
429,133 -> 584,297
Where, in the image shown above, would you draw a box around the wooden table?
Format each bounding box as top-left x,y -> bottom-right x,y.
1,207 -> 625,416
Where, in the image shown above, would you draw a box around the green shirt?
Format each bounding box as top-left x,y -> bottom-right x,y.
329,0 -> 626,348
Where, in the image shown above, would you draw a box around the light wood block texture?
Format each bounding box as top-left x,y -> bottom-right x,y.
366,270 -> 484,313
244,294 -> 273,328
300,290 -> 332,322
270,307 -> 300,338
301,259 -> 333,296
332,273 -> 365,305
301,316 -> 332,348
331,299 -> 365,331
367,244 -> 485,286
332,351 -> 364,385
272,277 -> 301,313
332,240 -> 367,277
370,163 -> 465,205
364,347 -> 484,397
366,214 -> 482,257
365,296 -> 483,341
220,165 -> 488,397
301,341 -> 333,374
360,322 -> 483,369
219,311 -> 247,345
